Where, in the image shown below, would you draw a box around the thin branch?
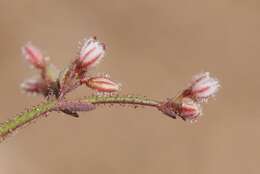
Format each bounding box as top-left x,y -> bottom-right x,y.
83,94 -> 160,107
0,94 -> 161,143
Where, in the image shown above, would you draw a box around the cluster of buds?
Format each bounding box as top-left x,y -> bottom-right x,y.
58,37 -> 119,98
21,37 -> 120,100
21,43 -> 53,96
75,37 -> 120,93
20,36 -> 219,122
0,35 -> 223,144
158,72 -> 220,122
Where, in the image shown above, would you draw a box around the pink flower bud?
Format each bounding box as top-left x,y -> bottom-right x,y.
20,78 -> 46,94
79,37 -> 106,69
177,98 -> 201,122
183,72 -> 220,102
158,98 -> 201,122
22,43 -> 46,69
81,76 -> 120,92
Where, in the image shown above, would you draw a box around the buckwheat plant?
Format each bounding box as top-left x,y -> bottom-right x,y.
0,37 -> 220,143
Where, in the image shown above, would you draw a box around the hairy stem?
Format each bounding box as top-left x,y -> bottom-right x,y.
0,100 -> 57,143
83,94 -> 160,107
0,94 -> 161,143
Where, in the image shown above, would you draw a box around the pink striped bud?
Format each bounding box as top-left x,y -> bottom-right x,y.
20,78 -> 46,94
158,98 -> 201,122
78,37 -> 106,69
177,98 -> 201,122
81,76 -> 120,92
22,43 -> 46,69
182,72 -> 220,102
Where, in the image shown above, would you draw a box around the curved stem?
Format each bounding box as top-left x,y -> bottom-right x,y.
0,94 -> 161,143
83,94 -> 160,107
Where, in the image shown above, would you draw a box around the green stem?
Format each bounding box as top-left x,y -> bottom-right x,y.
83,94 -> 160,107
0,95 -> 160,143
0,100 -> 57,142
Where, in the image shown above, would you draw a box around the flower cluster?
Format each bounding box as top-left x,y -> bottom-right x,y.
75,37 -> 120,93
159,72 -> 220,122
0,35 -> 222,143
21,43 -> 52,96
20,36 -> 219,122
21,37 -> 121,115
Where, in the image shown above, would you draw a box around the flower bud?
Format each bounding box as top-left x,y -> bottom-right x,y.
177,98 -> 201,122
81,76 -> 120,92
182,72 -> 220,102
20,78 -> 46,94
22,43 -> 46,69
78,37 -> 106,69
158,98 -> 201,122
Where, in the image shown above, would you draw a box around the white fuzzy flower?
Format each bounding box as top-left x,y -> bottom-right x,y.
183,72 -> 220,102
79,37 -> 106,69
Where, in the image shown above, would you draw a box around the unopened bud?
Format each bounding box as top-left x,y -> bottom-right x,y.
78,37 -> 105,69
81,76 -> 120,92
22,43 -> 46,69
158,98 -> 201,122
182,72 -> 220,102
177,98 -> 201,122
21,78 -> 46,94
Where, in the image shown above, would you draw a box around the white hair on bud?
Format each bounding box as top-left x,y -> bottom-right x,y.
188,72 -> 220,102
79,37 -> 106,69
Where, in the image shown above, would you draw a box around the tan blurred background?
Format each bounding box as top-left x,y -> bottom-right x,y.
0,0 -> 259,173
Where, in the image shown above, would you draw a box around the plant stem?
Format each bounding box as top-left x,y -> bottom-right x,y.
0,94 -> 161,143
83,94 -> 160,107
0,100 -> 57,142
